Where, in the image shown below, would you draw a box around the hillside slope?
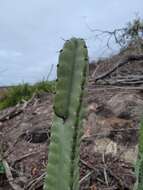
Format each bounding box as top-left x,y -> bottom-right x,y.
0,50 -> 143,190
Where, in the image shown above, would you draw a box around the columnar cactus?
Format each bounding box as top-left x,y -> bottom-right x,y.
44,38 -> 88,190
134,120 -> 143,190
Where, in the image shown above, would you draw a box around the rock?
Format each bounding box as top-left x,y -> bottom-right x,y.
107,93 -> 143,120
93,138 -> 117,156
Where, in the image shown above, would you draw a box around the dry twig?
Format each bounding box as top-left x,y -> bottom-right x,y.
2,159 -> 24,190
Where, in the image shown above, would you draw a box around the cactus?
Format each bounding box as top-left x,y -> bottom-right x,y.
134,120 -> 143,190
43,38 -> 88,190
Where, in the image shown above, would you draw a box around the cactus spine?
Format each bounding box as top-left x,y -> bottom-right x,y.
44,38 -> 88,190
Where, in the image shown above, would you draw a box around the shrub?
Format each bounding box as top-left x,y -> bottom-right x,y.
0,80 -> 56,110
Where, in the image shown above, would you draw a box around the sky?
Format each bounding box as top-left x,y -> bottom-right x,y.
0,0 -> 143,86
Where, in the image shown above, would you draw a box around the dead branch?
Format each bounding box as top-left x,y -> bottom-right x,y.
2,159 -> 24,190
25,172 -> 45,190
79,171 -> 93,184
102,79 -> 143,85
0,93 -> 36,122
13,152 -> 40,165
86,17 -> 143,50
87,27 -> 126,48
0,107 -> 23,122
88,84 -> 143,90
93,54 -> 143,82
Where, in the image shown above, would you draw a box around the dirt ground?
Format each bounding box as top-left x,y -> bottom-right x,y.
0,54 -> 143,190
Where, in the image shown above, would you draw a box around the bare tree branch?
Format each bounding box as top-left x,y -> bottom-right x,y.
94,54 -> 143,82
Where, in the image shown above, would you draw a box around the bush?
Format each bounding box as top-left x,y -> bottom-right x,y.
0,80 -> 56,110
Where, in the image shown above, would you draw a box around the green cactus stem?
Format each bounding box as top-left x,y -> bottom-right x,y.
44,38 -> 88,190
134,120 -> 143,190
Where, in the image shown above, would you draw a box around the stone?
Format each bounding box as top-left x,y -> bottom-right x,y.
107,93 -> 143,120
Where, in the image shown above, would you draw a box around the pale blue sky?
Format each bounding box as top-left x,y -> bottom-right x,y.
0,0 -> 143,85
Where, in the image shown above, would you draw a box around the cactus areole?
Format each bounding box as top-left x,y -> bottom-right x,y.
44,38 -> 88,190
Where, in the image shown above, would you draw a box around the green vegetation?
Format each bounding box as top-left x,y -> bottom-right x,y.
0,80 -> 56,110
44,38 -> 88,190
0,162 -> 5,174
120,17 -> 143,53
134,120 -> 143,190
126,17 -> 143,42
